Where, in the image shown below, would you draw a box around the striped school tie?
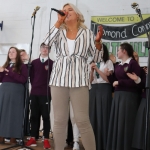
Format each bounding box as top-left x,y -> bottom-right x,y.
42,59 -> 44,63
10,63 -> 15,67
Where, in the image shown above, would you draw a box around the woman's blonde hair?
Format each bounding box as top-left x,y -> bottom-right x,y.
61,3 -> 87,30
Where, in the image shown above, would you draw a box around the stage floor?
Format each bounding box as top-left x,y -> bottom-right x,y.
0,137 -> 84,150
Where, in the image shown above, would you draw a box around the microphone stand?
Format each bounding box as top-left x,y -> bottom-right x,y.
134,7 -> 150,150
1,11 -> 37,150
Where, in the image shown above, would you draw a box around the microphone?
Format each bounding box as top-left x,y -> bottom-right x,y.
131,2 -> 139,9
51,8 -> 65,16
31,6 -> 40,18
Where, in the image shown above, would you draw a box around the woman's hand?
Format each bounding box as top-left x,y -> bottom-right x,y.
0,67 -> 4,72
95,25 -> 104,42
55,11 -> 68,28
113,81 -> 118,87
94,26 -> 103,50
126,72 -> 138,81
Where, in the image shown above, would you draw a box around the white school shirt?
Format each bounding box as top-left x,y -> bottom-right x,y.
92,60 -> 114,84
40,56 -> 48,63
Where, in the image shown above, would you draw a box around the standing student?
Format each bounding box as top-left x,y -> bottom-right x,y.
26,43 -> 53,149
20,49 -> 29,64
19,49 -> 32,137
127,69 -> 146,150
89,44 -> 114,150
0,47 -> 28,144
127,51 -> 147,150
106,43 -> 141,150
43,3 -> 103,150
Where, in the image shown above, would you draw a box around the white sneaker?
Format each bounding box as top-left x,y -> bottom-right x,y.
4,138 -> 10,142
73,142 -> 80,150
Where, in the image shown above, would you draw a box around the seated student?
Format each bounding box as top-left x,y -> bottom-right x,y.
26,43 -> 53,149
0,47 -> 28,144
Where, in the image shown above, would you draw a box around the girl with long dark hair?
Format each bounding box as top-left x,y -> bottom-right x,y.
89,44 -> 114,150
0,47 -> 28,143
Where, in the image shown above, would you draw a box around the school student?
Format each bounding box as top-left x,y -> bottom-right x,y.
106,43 -> 141,150
0,47 -> 28,144
127,51 -> 147,150
26,43 -> 53,149
89,44 -> 114,150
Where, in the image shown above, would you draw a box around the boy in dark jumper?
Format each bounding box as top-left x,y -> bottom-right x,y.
26,43 -> 53,149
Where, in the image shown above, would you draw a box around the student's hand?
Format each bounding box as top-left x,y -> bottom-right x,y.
113,81 -> 118,87
92,65 -> 99,72
0,67 -> 4,72
104,68 -> 112,76
143,67 -> 148,74
4,68 -> 9,75
126,72 -> 138,81
109,54 -> 116,64
4,68 -> 9,72
90,63 -> 95,72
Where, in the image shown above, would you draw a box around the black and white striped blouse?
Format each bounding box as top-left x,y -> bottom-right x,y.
44,26 -> 103,87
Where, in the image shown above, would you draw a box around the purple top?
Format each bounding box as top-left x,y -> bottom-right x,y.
0,64 -> 28,84
108,59 -> 141,93
30,58 -> 53,96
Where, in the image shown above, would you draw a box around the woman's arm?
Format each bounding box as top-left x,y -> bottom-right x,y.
44,11 -> 67,46
43,26 -> 60,46
94,26 -> 103,50
88,30 -> 103,62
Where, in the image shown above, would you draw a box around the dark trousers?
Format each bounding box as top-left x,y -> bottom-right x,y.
30,95 -> 50,139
